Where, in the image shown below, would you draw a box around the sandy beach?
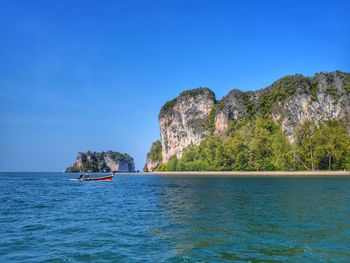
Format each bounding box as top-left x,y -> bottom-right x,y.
140,171 -> 350,176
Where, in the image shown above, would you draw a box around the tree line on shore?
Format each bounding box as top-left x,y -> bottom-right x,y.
155,119 -> 350,171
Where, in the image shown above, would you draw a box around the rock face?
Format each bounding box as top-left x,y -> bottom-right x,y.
144,140 -> 162,172
274,73 -> 350,141
214,89 -> 250,135
66,151 -> 135,173
158,88 -> 216,163
145,71 -> 350,171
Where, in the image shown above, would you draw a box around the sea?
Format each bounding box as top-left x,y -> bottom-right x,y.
1,172 -> 350,262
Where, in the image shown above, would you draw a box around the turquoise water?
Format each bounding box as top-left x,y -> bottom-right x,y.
1,173 -> 350,262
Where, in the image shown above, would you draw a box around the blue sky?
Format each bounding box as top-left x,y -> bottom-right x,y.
1,0 -> 349,171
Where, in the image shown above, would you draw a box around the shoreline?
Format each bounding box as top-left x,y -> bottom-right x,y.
139,171 -> 350,176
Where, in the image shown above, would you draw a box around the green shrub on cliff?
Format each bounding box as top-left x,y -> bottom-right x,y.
179,87 -> 215,100
146,140 -> 162,162
143,140 -> 163,171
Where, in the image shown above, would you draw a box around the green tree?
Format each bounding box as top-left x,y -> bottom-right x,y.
166,156 -> 178,171
294,121 -> 317,170
341,157 -> 350,171
271,130 -> 295,170
250,121 -> 275,171
313,121 -> 350,170
225,125 -> 252,170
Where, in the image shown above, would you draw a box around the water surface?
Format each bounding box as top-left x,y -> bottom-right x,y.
1,173 -> 350,262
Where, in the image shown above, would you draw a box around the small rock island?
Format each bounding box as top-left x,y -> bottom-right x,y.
66,151 -> 135,173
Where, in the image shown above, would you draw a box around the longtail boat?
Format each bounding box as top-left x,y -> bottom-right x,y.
78,174 -> 114,182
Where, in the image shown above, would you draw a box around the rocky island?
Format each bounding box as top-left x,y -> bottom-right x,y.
145,71 -> 350,172
66,151 -> 135,173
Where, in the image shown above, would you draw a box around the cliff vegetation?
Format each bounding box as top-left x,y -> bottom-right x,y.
145,71 -> 350,171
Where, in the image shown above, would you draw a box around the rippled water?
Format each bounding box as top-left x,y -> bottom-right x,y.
1,173 -> 350,262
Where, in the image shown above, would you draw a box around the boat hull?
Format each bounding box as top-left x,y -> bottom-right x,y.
78,175 -> 114,182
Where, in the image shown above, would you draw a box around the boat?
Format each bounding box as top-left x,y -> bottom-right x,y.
78,174 -> 114,182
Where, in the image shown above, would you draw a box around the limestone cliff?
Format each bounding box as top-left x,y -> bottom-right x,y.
272,73 -> 350,141
145,71 -> 350,171
66,151 -> 135,173
144,140 -> 162,172
158,88 -> 215,163
214,89 -> 251,135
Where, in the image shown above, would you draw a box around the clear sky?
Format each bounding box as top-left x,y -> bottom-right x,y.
1,0 -> 349,171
